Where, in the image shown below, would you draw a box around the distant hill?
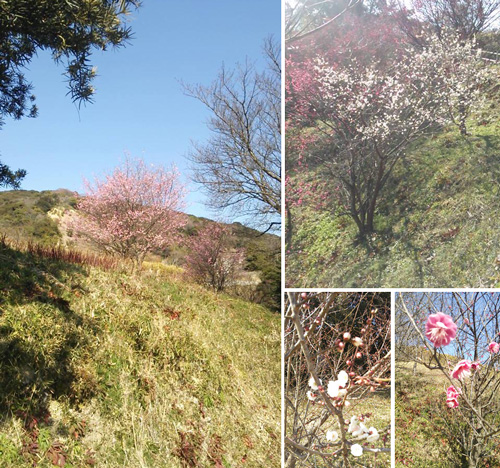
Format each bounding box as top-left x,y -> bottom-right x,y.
0,189 -> 280,310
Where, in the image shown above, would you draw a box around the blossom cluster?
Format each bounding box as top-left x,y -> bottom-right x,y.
425,311 -> 500,409
307,370 -> 382,458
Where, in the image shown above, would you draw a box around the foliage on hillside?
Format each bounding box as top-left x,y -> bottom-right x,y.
0,239 -> 280,467
0,189 -> 77,245
286,89 -> 500,288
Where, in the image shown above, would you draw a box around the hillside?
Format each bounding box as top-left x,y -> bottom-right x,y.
0,189 -> 280,310
286,88 -> 500,288
0,238 -> 280,467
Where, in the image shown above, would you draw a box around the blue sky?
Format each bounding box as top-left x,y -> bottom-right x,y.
1,1 -> 280,220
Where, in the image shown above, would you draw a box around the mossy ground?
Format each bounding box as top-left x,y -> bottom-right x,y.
0,241 -> 280,467
286,95 -> 500,288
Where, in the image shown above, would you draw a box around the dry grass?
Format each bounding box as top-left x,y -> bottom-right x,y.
0,240 -> 280,467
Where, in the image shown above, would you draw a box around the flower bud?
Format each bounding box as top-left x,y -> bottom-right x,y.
343,332 -> 351,341
351,337 -> 363,347
338,342 -> 345,350
355,352 -> 362,359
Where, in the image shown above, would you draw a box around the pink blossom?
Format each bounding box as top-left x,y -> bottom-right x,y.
451,360 -> 471,380
425,313 -> 457,347
446,397 -> 459,408
488,342 -> 500,353
446,386 -> 460,408
471,361 -> 480,370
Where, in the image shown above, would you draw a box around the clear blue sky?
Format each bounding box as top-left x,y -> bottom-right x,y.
1,1 -> 280,220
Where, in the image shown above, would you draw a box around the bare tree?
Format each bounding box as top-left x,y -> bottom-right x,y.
285,0 -> 362,43
184,37 -> 281,233
285,292 -> 391,467
394,0 -> 500,41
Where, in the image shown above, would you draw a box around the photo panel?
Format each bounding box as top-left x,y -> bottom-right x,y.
284,291 -> 392,467
395,291 -> 500,467
284,0 -> 500,289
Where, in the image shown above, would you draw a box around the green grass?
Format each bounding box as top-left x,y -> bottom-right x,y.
0,240 -> 280,467
286,96 -> 500,287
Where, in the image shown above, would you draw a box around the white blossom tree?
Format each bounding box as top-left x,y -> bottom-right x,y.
292,31 -> 494,237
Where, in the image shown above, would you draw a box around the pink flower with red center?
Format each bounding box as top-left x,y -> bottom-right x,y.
425,313 -> 457,348
488,342 -> 500,353
451,360 -> 471,380
471,361 -> 480,370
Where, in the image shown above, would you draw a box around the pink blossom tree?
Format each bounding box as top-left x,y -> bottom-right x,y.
184,222 -> 245,292
396,292 -> 500,467
70,157 -> 187,268
285,292 -> 391,467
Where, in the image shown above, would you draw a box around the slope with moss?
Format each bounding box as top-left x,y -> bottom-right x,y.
0,241 -> 280,467
286,92 -> 500,288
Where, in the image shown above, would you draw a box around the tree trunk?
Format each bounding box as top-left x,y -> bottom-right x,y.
458,100 -> 468,136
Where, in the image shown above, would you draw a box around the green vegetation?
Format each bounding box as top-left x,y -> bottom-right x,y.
396,363 -> 500,468
0,189 -> 76,245
286,90 -> 500,287
0,238 -> 280,467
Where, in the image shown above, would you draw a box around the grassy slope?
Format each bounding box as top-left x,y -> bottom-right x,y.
0,242 -> 280,467
286,95 -> 500,288
395,362 -> 500,468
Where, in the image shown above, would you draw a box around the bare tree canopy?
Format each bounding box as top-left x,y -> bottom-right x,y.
394,0 -> 500,40
285,0 -> 363,43
184,37 -> 281,232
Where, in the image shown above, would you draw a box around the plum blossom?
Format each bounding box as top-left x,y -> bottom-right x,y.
451,360 -> 471,380
425,313 -> 457,347
307,391 -> 317,401
327,380 -> 339,398
446,397 -> 459,408
446,385 -> 460,408
488,342 -> 500,353
351,422 -> 369,438
326,430 -> 339,442
471,361 -> 480,370
309,375 -> 322,390
351,337 -> 363,347
327,371 -> 349,398
351,444 -> 363,457
348,416 -> 360,434
366,427 -> 380,443
338,370 -> 349,386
